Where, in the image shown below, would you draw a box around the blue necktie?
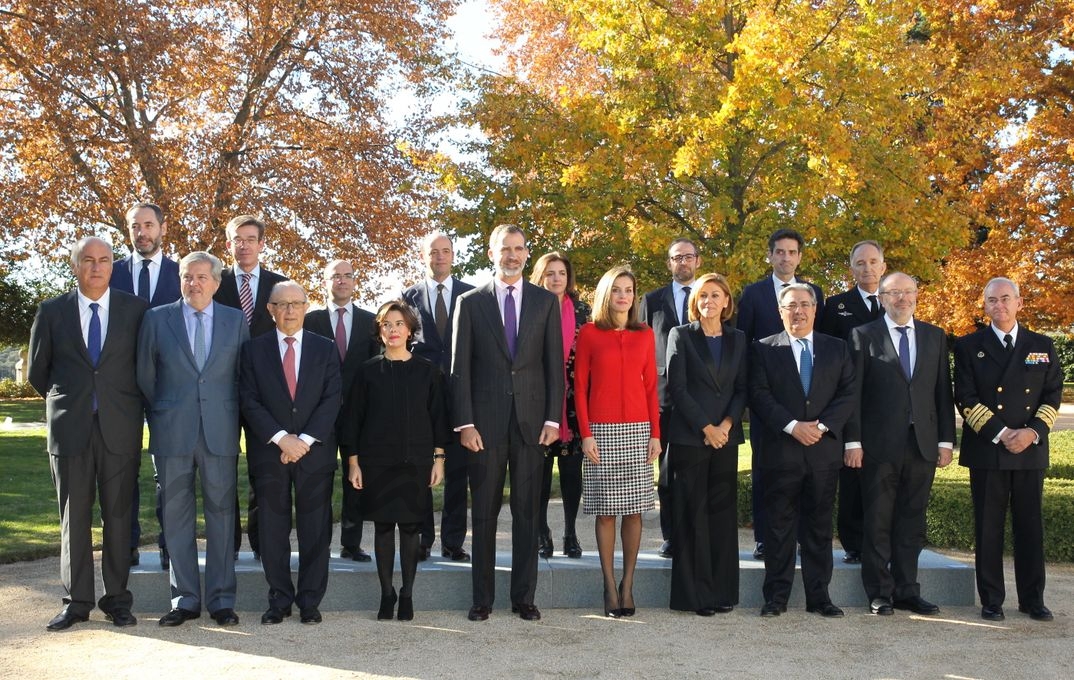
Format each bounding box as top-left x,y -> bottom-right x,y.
897,326 -> 912,379
798,338 -> 812,395
681,286 -> 691,324
138,259 -> 151,301
88,302 -> 102,366
504,285 -> 517,359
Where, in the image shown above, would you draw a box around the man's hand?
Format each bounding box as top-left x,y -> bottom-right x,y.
790,421 -> 823,446
460,426 -> 484,452
581,436 -> 599,464
937,447 -> 953,468
844,447 -> 864,468
539,424 -> 560,447
278,434 -> 310,463
1002,428 -> 1036,454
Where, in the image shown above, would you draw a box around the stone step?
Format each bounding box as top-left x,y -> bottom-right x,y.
128,548 -> 975,613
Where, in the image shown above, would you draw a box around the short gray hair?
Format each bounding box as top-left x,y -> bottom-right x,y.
777,282 -> 816,306
179,251 -> 223,282
420,230 -> 453,253
70,236 -> 113,268
984,277 -> 1020,298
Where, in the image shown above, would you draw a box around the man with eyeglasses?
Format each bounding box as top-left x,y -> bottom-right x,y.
241,281 -> 342,625
214,215 -> 289,560
403,232 -> 475,562
304,260 -> 379,562
737,228 -> 825,560
817,240 -> 887,565
953,278 -> 1060,622
639,237 -> 701,558
748,283 -> 855,618
844,272 -> 954,617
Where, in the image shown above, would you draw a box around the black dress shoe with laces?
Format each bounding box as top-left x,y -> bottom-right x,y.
159,608 -> 200,627
807,602 -> 845,618
467,605 -> 491,621
441,546 -> 470,562
340,545 -> 372,562
261,607 -> 292,624
105,608 -> 137,627
511,603 -> 541,621
893,596 -> 940,616
1019,604 -> 1054,621
658,540 -> 673,558
869,598 -> 894,616
760,601 -> 786,617
981,605 -> 1005,621
300,608 -> 322,624
46,609 -> 88,632
211,608 -> 239,626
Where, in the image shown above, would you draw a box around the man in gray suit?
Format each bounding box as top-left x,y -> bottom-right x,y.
137,251 -> 250,627
845,272 -> 955,617
29,236 -> 148,631
451,224 -> 564,622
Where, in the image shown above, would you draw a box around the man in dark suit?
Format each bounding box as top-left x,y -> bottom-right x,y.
748,283 -> 855,618
212,214 -> 289,557
638,237 -> 700,558
138,251 -> 250,627
737,228 -> 825,560
109,201 -> 182,569
403,231 -> 474,562
817,240 -> 886,564
303,259 -> 379,562
845,271 -> 955,617
29,236 -> 148,631
451,224 -> 564,622
241,281 -> 342,625
954,277 -> 1061,622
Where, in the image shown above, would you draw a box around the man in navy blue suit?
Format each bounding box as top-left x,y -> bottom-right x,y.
109,202 -> 182,569
403,231 -> 474,562
737,228 -> 824,560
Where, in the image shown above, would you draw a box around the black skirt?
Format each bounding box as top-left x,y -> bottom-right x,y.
361,462 -> 433,524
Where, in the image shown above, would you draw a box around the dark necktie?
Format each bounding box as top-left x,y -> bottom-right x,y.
897,326 -> 912,379
138,259 -> 151,301
1004,333 -> 1014,353
334,308 -> 347,361
239,272 -> 254,326
504,285 -> 517,359
868,294 -> 879,317
283,336 -> 297,400
435,283 -> 449,339
193,311 -> 207,370
798,338 -> 812,394
88,302 -> 102,366
680,286 -> 691,324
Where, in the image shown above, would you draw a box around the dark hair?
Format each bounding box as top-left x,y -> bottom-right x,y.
592,265 -> 645,331
767,229 -> 804,253
125,202 -> 164,225
374,299 -> 421,349
529,251 -> 578,300
225,214 -> 266,241
666,237 -> 698,258
688,273 -> 735,322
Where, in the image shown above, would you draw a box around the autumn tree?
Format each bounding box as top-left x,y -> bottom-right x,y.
0,0 -> 456,297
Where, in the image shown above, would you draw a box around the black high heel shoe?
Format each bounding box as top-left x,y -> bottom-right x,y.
603,584 -> 621,618
397,595 -> 414,621
538,530 -> 554,559
618,580 -> 635,617
377,588 -> 397,620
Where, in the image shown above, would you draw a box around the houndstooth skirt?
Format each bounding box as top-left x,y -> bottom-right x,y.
583,421 -> 655,516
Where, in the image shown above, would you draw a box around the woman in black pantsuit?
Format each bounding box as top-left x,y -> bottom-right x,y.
342,300 -> 448,621
665,273 -> 747,615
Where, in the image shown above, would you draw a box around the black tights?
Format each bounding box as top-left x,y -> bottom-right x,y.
539,445 -> 583,536
374,521 -> 421,597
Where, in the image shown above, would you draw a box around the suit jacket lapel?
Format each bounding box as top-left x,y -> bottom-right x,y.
480,282 -> 512,360
776,332 -> 806,398
167,304 -> 198,370
686,323 -> 721,390
345,303 -> 363,353
662,285 -> 678,324
62,293 -> 94,367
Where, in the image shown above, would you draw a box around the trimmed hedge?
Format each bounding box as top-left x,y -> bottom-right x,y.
1047,333 -> 1074,382
0,379 -> 38,399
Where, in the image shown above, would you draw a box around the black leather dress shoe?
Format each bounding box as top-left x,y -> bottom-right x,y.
261,607 -> 292,625
340,545 -> 372,562
104,608 -> 137,627
159,608 -> 200,627
869,598 -> 894,616
46,609 -> 88,632
211,608 -> 239,626
842,550 -> 861,564
807,602 -> 845,618
696,608 -> 717,617
658,540 -> 673,558
130,548 -> 140,567
753,543 -> 766,560
467,605 -> 491,621
418,545 -> 431,562
893,596 -> 940,615
159,548 -> 170,571
441,546 -> 471,562
562,534 -> 583,558
981,605 -> 1005,621
1019,604 -> 1054,621
511,603 -> 541,621
714,604 -> 734,613
760,601 -> 786,617
300,608 -> 322,624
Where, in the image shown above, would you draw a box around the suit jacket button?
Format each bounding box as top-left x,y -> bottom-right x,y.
1026,406 -> 1031,410
997,387 -> 1003,393
997,404 -> 1004,410
1025,388 -> 1031,394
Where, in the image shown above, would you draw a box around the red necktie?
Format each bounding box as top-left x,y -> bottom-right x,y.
334,308 -> 347,360
283,336 -> 297,400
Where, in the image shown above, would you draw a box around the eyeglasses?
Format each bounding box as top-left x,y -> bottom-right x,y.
880,289 -> 917,299
327,273 -> 354,281
779,302 -> 815,311
230,237 -> 261,247
669,254 -> 698,263
269,301 -> 308,311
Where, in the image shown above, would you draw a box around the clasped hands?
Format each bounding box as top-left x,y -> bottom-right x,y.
1001,427 -> 1036,454
278,434 -> 309,464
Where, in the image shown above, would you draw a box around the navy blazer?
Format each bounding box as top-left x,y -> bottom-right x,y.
639,283 -> 682,409
403,276 -> 475,374
239,330 -> 342,474
817,287 -> 880,341
214,266 -> 289,338
110,254 -> 181,308
737,276 -> 825,344
748,331 -> 855,469
664,321 -> 748,448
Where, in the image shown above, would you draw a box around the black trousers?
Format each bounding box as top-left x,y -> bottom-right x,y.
421,440 -> 470,549
970,467 -> 1046,608
468,412 -> 543,608
760,462 -> 839,607
539,440 -> 582,537
861,429 -> 936,601
669,443 -> 739,610
836,466 -> 864,553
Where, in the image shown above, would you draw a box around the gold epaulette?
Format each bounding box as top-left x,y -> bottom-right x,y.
1035,404 -> 1058,429
963,404 -> 995,433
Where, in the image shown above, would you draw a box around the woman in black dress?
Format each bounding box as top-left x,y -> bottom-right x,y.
529,252 -> 591,559
665,273 -> 747,615
342,300 -> 448,621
